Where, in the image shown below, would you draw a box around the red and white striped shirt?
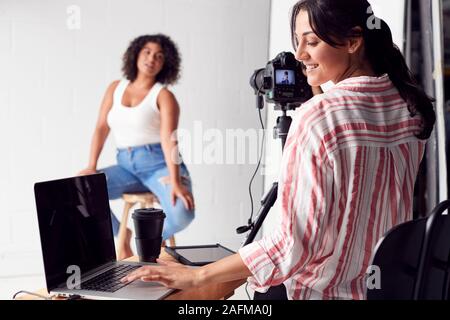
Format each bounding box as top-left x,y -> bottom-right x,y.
239,74 -> 426,300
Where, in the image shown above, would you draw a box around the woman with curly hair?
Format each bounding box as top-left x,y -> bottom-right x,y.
79,34 -> 195,260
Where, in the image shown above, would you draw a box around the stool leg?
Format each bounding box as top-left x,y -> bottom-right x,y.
169,236 -> 176,247
117,201 -> 134,260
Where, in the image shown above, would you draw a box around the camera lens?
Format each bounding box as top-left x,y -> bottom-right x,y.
250,68 -> 266,93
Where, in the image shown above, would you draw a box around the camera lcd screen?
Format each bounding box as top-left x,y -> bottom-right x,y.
276,69 -> 295,85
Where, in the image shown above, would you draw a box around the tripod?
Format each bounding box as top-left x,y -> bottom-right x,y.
238,102 -> 298,300
239,102 -> 295,246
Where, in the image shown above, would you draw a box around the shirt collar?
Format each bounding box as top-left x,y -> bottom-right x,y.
331,74 -> 394,92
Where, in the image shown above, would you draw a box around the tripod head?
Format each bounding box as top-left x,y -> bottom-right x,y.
254,95 -> 300,150
273,102 -> 302,150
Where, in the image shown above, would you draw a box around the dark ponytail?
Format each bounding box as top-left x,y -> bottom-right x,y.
290,0 -> 436,140
364,20 -> 435,139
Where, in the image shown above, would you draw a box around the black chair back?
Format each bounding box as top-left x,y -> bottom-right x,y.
416,201 -> 450,299
367,218 -> 426,299
367,200 -> 450,300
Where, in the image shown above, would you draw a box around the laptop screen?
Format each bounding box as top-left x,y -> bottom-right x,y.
34,173 -> 116,290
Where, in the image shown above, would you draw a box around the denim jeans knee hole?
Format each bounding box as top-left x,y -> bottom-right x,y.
158,175 -> 190,187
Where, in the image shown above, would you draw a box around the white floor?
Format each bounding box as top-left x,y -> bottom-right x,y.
0,274 -> 46,300
0,248 -> 47,300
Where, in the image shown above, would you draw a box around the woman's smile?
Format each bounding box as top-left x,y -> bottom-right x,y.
304,64 -> 319,72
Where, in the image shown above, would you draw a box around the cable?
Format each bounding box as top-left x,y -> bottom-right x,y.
12,290 -> 55,300
247,102 -> 266,224
244,282 -> 251,300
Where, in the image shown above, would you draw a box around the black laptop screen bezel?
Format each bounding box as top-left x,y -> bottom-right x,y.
34,173 -> 116,291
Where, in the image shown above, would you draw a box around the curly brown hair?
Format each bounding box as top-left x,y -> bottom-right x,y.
122,34 -> 181,85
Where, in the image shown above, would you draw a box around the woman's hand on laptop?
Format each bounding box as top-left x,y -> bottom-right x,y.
121,253 -> 251,290
120,259 -> 203,289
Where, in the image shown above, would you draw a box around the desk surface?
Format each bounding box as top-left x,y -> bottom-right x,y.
15,251 -> 245,300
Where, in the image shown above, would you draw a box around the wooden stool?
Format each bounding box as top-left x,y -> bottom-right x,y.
117,192 -> 176,260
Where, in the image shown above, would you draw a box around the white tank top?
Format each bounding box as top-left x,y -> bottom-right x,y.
107,79 -> 164,148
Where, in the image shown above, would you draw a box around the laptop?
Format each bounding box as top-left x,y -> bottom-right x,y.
34,173 -> 174,300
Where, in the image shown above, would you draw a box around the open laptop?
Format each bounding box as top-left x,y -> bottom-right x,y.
34,173 -> 174,300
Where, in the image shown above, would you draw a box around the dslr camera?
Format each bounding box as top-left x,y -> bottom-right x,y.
250,52 -> 312,107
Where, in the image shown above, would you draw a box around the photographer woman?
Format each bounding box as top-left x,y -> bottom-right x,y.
121,0 -> 435,300
79,34 -> 195,260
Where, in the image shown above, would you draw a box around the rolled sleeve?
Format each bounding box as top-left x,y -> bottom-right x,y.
238,240 -> 277,292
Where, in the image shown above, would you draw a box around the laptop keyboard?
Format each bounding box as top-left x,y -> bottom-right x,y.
81,264 -> 141,293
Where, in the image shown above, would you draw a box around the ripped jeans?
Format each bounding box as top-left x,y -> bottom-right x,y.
99,143 -> 195,240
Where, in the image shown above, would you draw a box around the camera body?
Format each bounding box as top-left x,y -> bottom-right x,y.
250,52 -> 313,106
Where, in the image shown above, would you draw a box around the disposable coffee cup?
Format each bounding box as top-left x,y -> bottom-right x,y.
132,208 -> 166,263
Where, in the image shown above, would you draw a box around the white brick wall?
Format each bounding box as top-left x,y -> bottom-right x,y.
0,0 -> 271,281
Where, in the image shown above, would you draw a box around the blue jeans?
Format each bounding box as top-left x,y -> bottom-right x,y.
99,143 -> 195,240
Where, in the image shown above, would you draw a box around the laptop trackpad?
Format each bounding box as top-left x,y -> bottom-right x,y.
116,279 -> 174,300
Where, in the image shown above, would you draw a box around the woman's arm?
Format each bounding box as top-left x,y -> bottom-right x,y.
158,88 -> 181,184
197,253 -> 253,285
121,253 -> 252,289
158,88 -> 194,210
79,81 -> 119,175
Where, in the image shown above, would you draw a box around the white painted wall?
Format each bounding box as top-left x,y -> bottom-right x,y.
0,0 -> 271,295
262,0 -> 407,237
